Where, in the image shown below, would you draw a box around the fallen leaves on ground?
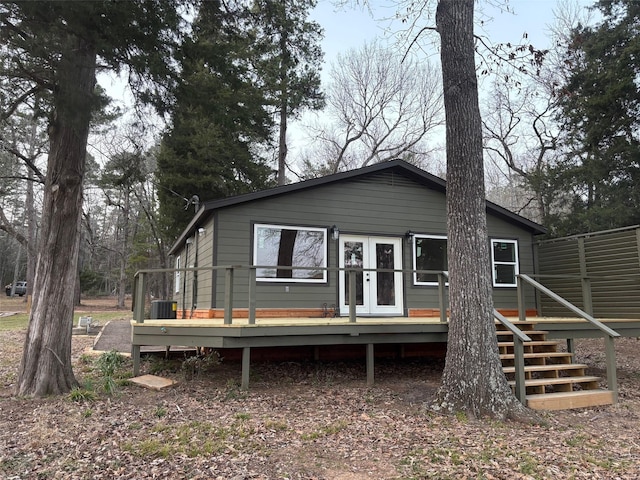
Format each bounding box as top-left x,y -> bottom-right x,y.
1,330 -> 639,479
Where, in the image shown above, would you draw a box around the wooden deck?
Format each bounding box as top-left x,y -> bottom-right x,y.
130,316 -> 640,397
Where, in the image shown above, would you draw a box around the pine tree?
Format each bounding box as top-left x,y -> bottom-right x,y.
247,0 -> 324,184
1,0 -> 185,397
552,0 -> 640,236
157,0 -> 275,241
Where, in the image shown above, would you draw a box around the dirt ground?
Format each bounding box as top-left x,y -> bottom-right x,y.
0,299 -> 639,479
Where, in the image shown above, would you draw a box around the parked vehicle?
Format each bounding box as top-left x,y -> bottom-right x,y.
5,281 -> 27,297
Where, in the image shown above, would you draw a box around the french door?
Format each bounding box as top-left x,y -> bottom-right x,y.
338,236 -> 403,316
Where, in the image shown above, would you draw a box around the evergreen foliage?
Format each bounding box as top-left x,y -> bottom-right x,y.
551,0 -> 640,236
246,0 -> 324,183
0,0 -> 188,397
156,0 -> 275,241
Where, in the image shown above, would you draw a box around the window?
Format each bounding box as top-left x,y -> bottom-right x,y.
491,239 -> 519,287
413,235 -> 448,285
253,224 -> 327,282
174,256 -> 181,293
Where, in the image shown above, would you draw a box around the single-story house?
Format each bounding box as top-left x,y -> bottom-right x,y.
168,159 -> 546,319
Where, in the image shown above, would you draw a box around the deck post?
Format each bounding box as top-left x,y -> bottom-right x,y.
513,337 -> 527,405
348,270 -> 356,323
241,347 -> 251,391
566,338 -> 575,355
438,273 -> 447,322
516,275 -> 526,322
366,344 -> 374,386
604,336 -> 618,403
581,277 -> 593,317
133,272 -> 146,323
248,267 -> 256,325
577,238 -> 594,316
224,267 -> 234,325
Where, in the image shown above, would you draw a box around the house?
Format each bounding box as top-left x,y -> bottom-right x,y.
135,160 -> 629,407
168,159 -> 546,319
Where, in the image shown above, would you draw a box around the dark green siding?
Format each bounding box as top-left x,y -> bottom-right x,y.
537,226 -> 640,318
205,171 -> 537,313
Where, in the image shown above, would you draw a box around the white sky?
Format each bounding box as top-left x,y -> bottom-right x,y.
96,0 -> 597,170
287,0 -> 596,168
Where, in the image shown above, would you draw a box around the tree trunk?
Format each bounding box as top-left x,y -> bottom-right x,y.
118,189 -> 131,309
277,24 -> 289,186
16,35 -> 97,397
26,120 -> 38,299
434,0 -> 531,420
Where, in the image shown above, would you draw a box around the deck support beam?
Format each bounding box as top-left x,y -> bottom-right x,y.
132,344 -> 141,376
366,343 -> 374,386
241,346 -> 251,391
566,338 -> 575,355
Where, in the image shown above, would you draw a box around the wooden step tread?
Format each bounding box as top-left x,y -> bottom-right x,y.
496,330 -> 548,336
495,320 -> 539,325
498,340 -> 559,347
500,352 -> 572,360
526,390 -> 615,411
508,375 -> 601,387
503,363 -> 588,374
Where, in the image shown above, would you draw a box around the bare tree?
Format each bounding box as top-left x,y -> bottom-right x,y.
481,0 -> 594,224
482,76 -> 560,223
302,40 -> 443,174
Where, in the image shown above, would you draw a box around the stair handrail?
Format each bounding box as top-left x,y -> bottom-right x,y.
517,274 -> 620,338
494,309 -> 530,404
517,273 -> 619,403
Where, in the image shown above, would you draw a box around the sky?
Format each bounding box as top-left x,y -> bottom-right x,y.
287,0 -> 596,164
96,0 -> 597,168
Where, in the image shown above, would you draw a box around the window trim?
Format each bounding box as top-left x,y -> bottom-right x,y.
412,234 -> 448,286
253,223 -> 328,283
491,238 -> 519,288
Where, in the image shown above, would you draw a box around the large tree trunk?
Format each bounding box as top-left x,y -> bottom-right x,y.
434,0 -> 531,419
16,35 -> 97,397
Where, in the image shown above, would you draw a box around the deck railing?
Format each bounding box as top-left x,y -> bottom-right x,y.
517,274 -> 620,402
493,309 -> 531,403
132,264 -> 451,324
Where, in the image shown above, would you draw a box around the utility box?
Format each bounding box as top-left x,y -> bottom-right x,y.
150,300 -> 177,319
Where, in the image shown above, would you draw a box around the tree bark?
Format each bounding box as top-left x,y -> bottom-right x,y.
434,0 -> 531,420
118,189 -> 131,309
277,25 -> 290,186
16,34 -> 97,397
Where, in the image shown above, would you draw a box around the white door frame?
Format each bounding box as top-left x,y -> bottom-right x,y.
338,235 -> 404,316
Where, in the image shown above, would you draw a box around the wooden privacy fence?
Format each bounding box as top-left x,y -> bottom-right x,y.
537,225 -> 640,318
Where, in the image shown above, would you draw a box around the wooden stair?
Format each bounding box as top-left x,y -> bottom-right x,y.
497,320 -> 615,410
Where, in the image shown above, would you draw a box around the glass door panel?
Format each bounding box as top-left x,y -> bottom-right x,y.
375,243 -> 396,306
339,236 -> 403,316
343,240 -> 364,307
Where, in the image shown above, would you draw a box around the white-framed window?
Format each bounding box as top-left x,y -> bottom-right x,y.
253,223 -> 327,283
174,256 -> 181,293
491,239 -> 519,287
413,234 -> 448,285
